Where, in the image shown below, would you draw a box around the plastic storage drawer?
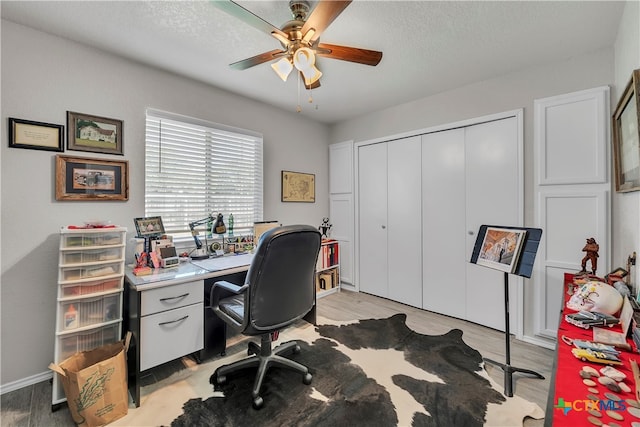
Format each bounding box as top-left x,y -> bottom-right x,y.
61,247 -> 124,265
60,261 -> 123,281
60,293 -> 121,330
61,278 -> 122,297
58,324 -> 120,361
61,232 -> 124,248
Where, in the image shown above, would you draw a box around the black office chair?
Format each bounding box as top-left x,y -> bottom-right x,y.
209,224 -> 321,409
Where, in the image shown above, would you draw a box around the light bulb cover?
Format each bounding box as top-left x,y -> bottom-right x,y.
293,48 -> 321,85
271,57 -> 293,82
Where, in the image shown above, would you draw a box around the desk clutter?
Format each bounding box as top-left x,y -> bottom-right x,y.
551,271 -> 640,426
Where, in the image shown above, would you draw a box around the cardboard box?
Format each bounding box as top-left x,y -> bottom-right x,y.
49,333 -> 130,427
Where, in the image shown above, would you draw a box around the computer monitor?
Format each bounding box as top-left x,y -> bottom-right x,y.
134,216 -> 165,239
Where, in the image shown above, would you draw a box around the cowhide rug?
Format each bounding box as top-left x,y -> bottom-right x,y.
113,314 -> 543,427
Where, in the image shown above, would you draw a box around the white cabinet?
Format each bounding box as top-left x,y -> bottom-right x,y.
329,141 -> 355,287
358,136 -> 422,307
53,226 -> 127,407
533,87 -> 610,341
139,280 -> 204,371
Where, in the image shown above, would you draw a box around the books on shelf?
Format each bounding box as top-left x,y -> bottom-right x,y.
317,239 -> 339,270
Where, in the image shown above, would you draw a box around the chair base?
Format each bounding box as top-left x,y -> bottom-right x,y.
211,333 -> 312,409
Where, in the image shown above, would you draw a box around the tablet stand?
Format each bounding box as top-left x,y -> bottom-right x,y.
470,225 -> 545,397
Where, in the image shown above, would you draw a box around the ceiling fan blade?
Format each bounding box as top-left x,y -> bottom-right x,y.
315,43 -> 383,66
212,0 -> 288,40
230,49 -> 288,70
301,0 -> 352,43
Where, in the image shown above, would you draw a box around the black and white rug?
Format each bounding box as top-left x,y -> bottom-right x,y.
113,314 -> 543,427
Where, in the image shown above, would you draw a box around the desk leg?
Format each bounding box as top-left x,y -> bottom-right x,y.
125,282 -> 141,407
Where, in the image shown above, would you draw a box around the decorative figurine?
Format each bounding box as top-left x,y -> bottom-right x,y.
580,237 -> 599,275
319,217 -> 332,238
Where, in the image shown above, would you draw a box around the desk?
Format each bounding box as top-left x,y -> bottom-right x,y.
124,254 -> 318,406
545,274 -> 638,426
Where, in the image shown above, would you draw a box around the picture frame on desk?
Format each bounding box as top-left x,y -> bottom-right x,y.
612,68 -> 640,193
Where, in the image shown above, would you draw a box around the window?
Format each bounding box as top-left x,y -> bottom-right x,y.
145,109 -> 263,240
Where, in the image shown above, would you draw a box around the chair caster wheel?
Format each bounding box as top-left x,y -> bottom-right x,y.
303,372 -> 312,385
252,396 -> 264,409
215,374 -> 226,385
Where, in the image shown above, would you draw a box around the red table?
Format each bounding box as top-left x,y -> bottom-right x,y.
547,273 -> 640,426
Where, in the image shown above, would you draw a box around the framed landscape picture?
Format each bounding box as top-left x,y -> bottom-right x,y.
67,111 -> 123,155
476,227 -> 527,273
55,155 -> 129,201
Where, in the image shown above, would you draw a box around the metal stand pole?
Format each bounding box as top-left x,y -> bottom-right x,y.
483,272 -> 545,397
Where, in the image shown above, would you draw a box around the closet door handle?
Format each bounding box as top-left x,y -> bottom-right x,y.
158,315 -> 189,326
381,225 -> 386,229
159,293 -> 189,302
468,230 -> 474,235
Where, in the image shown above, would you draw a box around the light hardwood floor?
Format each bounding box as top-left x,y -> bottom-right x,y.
0,290 -> 554,426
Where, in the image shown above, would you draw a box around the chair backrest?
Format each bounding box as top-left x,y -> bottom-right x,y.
244,224 -> 321,332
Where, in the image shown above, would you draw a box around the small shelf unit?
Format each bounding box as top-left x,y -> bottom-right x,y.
52,226 -> 127,408
316,239 -> 340,297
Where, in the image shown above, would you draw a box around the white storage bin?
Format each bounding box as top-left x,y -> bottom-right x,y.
61,247 -> 124,265
61,261 -> 123,281
61,278 -> 122,297
60,293 -> 121,330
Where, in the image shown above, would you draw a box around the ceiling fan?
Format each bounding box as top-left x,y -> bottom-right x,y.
214,0 -> 383,89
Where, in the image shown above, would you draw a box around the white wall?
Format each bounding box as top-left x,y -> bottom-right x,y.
612,0 -> 640,284
330,47 -> 616,339
0,20 -> 329,388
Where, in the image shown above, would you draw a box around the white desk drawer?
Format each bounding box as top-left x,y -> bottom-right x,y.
140,302 -> 203,371
140,280 -> 203,316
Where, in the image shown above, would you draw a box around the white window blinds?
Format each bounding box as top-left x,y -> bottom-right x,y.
145,109 -> 263,238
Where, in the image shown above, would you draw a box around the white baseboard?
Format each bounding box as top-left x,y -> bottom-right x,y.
520,334 -> 557,351
0,371 -> 53,395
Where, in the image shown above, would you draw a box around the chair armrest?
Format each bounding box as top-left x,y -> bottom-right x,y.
210,280 -> 248,309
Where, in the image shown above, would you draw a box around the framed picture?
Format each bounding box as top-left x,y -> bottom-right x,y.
476,227 -> 527,273
281,170 -> 315,202
8,117 -> 64,152
67,111 -> 123,155
55,155 -> 129,201
612,69 -> 640,192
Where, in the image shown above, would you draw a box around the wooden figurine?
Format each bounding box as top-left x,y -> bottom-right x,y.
580,237 -> 600,275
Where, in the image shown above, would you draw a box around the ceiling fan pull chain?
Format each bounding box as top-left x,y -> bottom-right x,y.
296,72 -> 302,113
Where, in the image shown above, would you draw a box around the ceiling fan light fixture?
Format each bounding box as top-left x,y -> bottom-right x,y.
271,57 -> 293,81
293,47 -> 322,84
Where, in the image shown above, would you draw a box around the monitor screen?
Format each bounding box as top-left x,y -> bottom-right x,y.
134,216 -> 165,238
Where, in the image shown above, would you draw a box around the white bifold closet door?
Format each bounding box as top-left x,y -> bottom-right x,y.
358,136 -> 422,307
422,117 -> 520,331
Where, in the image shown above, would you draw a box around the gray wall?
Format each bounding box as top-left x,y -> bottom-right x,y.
612,0 -> 640,281
1,20 -> 329,388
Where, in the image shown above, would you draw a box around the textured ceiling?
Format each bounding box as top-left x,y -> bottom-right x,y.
1,1 -> 625,124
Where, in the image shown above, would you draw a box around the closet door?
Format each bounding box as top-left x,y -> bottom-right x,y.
358,143 -> 388,298
464,117 -> 520,331
422,129 -> 466,317
387,136 -> 422,307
